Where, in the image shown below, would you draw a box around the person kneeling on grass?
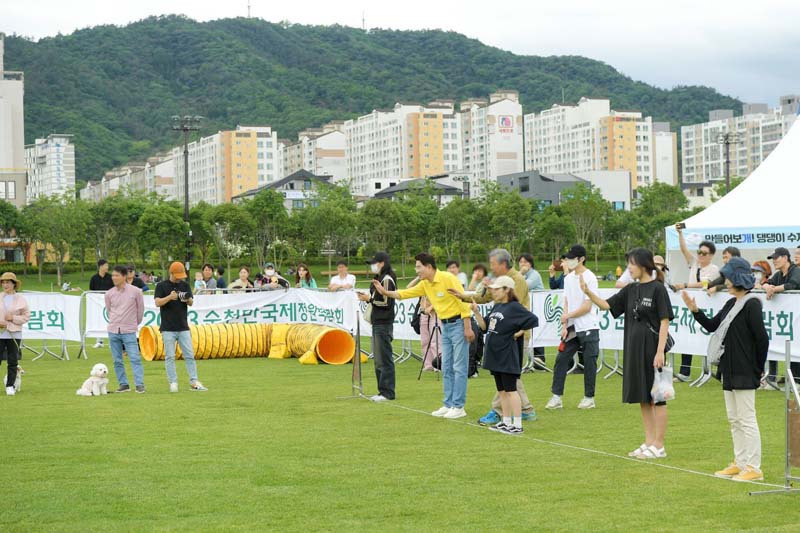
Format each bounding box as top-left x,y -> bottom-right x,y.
682,257 -> 769,482
471,276 -> 539,435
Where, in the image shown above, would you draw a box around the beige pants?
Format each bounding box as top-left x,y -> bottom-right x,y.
420,313 -> 441,369
723,389 -> 761,470
492,379 -> 534,414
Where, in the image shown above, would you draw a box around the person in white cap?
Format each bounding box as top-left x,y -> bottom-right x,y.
471,275 -> 538,435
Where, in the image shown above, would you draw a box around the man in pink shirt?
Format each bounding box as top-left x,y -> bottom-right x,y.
105,265 -> 145,393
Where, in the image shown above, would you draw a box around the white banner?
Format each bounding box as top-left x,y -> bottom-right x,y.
359,289 -> 800,361
84,289 -> 358,338
19,293 -> 82,342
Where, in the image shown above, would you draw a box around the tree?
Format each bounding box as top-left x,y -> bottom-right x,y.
534,206 -> 576,260
302,184 -> 357,272
66,197 -> 93,276
243,189 -> 289,268
137,201 -> 187,272
633,183 -> 690,251
559,184 -> 611,247
359,199 -> 403,254
435,198 -> 478,262
207,203 -> 256,277
477,185 -> 536,259
711,176 -> 745,202
189,202 -> 215,266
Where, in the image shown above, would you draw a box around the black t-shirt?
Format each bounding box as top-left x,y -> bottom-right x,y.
481,301 -> 539,375
154,279 -> 192,332
131,277 -> 147,290
89,272 -> 114,291
607,281 -> 675,403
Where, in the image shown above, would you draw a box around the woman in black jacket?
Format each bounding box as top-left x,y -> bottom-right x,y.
681,257 -> 769,482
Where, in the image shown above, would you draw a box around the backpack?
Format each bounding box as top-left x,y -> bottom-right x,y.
410,298 -> 422,335
706,294 -> 759,365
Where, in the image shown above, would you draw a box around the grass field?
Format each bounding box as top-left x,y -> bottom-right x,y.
3,339 -> 799,531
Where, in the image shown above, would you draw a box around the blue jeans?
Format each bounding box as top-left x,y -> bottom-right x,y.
162,330 -> 199,384
108,332 -> 144,387
440,320 -> 469,409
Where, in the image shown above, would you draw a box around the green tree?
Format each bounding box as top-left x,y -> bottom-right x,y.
207,203 -> 256,277
436,198 -> 478,263
189,202 -> 215,266
711,176 -> 745,202
27,193 -> 90,285
359,199 -> 403,254
243,189 -> 289,268
534,206 -> 576,260
137,201 -> 187,272
559,184 -> 611,248
477,183 -> 536,259
633,183 -> 690,251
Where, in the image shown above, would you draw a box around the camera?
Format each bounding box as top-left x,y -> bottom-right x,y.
177,291 -> 190,302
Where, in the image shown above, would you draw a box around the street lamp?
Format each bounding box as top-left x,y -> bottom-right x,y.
172,115 -> 203,272
716,132 -> 741,195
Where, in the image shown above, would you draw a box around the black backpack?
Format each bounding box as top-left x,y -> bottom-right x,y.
410,298 -> 422,335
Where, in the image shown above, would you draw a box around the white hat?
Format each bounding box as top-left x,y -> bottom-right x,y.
487,275 -> 515,290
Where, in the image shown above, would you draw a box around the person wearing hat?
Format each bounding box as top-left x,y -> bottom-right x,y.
706,247 -> 741,295
262,262 -> 290,290
357,252 -> 397,402
581,248 -> 674,460
0,272 -> 29,396
471,275 -> 539,434
682,257 -> 769,481
154,262 -> 207,392
545,244 -> 601,411
762,246 -> 800,382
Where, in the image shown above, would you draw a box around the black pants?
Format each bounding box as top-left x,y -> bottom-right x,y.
768,360 -> 800,382
371,323 -> 395,399
551,330 -> 599,397
680,354 -> 692,377
0,338 -> 20,388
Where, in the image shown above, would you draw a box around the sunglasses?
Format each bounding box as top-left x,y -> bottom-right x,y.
697,250 -> 710,256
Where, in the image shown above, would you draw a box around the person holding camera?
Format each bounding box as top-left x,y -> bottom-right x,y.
154,262 -> 207,393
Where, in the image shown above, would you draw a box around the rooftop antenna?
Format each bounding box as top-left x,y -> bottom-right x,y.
247,0 -> 251,18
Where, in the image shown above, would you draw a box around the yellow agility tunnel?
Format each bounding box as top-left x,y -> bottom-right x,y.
139,323 -> 356,365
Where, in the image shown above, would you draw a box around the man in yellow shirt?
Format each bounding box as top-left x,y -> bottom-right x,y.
373,252 -> 474,419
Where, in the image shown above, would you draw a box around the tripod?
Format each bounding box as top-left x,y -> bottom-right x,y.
418,310 -> 442,381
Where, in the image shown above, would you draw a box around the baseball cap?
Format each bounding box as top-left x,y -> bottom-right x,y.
487,275 -> 515,290
169,261 -> 187,279
565,244 -> 587,260
767,247 -> 790,260
264,262 -> 275,269
366,251 -> 390,264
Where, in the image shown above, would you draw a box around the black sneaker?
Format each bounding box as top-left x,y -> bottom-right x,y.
115,384 -> 131,393
489,422 -> 509,432
135,385 -> 145,394
500,425 -> 523,435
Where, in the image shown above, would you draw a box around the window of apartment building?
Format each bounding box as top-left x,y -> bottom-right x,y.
374,182 -> 382,190
293,200 -> 305,209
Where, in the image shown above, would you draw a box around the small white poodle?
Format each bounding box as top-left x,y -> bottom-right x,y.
3,366 -> 23,392
76,363 -> 109,396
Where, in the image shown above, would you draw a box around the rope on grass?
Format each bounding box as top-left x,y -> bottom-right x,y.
372,398 -> 787,490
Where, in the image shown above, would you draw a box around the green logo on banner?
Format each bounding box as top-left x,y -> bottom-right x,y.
544,294 -> 562,324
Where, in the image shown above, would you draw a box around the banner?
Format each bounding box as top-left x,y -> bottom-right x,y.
530,289 -> 800,361
84,290 -> 358,339
665,225 -> 800,251
20,293 -> 82,342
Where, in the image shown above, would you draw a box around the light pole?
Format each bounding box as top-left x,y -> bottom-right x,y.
716,131 -> 741,195
172,115 -> 202,272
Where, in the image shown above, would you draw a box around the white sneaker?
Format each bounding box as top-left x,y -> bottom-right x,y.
577,397 -> 596,410
370,394 -> 388,402
5,386 -> 15,396
93,340 -> 104,348
443,407 -> 467,419
639,445 -> 667,459
545,395 -> 563,410
169,382 -> 179,393
431,406 -> 450,417
628,444 -> 648,457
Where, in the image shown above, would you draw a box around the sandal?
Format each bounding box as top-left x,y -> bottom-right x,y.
628,444 -> 647,457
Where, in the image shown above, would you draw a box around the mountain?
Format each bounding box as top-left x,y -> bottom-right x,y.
4,15 -> 742,180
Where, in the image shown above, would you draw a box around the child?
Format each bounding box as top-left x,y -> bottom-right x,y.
194,271 -> 207,292
471,275 -> 539,435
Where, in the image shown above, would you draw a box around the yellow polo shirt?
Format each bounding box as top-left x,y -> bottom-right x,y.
397,270 -> 472,320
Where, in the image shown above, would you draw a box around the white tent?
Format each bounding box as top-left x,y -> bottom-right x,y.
665,118 -> 800,277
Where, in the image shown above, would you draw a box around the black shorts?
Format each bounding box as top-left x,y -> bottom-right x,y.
492,372 -> 519,392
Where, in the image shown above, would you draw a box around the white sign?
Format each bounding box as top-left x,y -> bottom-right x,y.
84,289 -> 358,338
20,293 -> 82,342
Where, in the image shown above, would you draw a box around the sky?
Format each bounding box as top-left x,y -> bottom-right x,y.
2,0 -> 798,107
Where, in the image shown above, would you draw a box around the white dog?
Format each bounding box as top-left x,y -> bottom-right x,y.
3,366 -> 23,392
76,363 -> 109,396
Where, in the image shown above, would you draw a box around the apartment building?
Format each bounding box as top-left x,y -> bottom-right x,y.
25,134 -> 76,201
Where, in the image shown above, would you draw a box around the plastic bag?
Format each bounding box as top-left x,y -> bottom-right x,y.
651,366 -> 676,403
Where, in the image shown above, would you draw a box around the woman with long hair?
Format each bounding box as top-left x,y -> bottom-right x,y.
580,248 -> 674,459
295,263 -> 317,289
228,266 -> 254,292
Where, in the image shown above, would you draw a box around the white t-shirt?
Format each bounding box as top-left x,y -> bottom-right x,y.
688,261 -> 720,285
564,270 -> 600,332
329,273 -> 356,290
456,272 -> 469,288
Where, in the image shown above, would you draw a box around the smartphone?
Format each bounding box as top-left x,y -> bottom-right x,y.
676,222 -> 686,230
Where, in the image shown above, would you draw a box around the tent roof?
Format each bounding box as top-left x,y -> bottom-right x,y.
681,119 -> 799,228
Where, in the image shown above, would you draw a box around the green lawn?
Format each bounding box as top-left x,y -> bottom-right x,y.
3,340 -> 798,531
